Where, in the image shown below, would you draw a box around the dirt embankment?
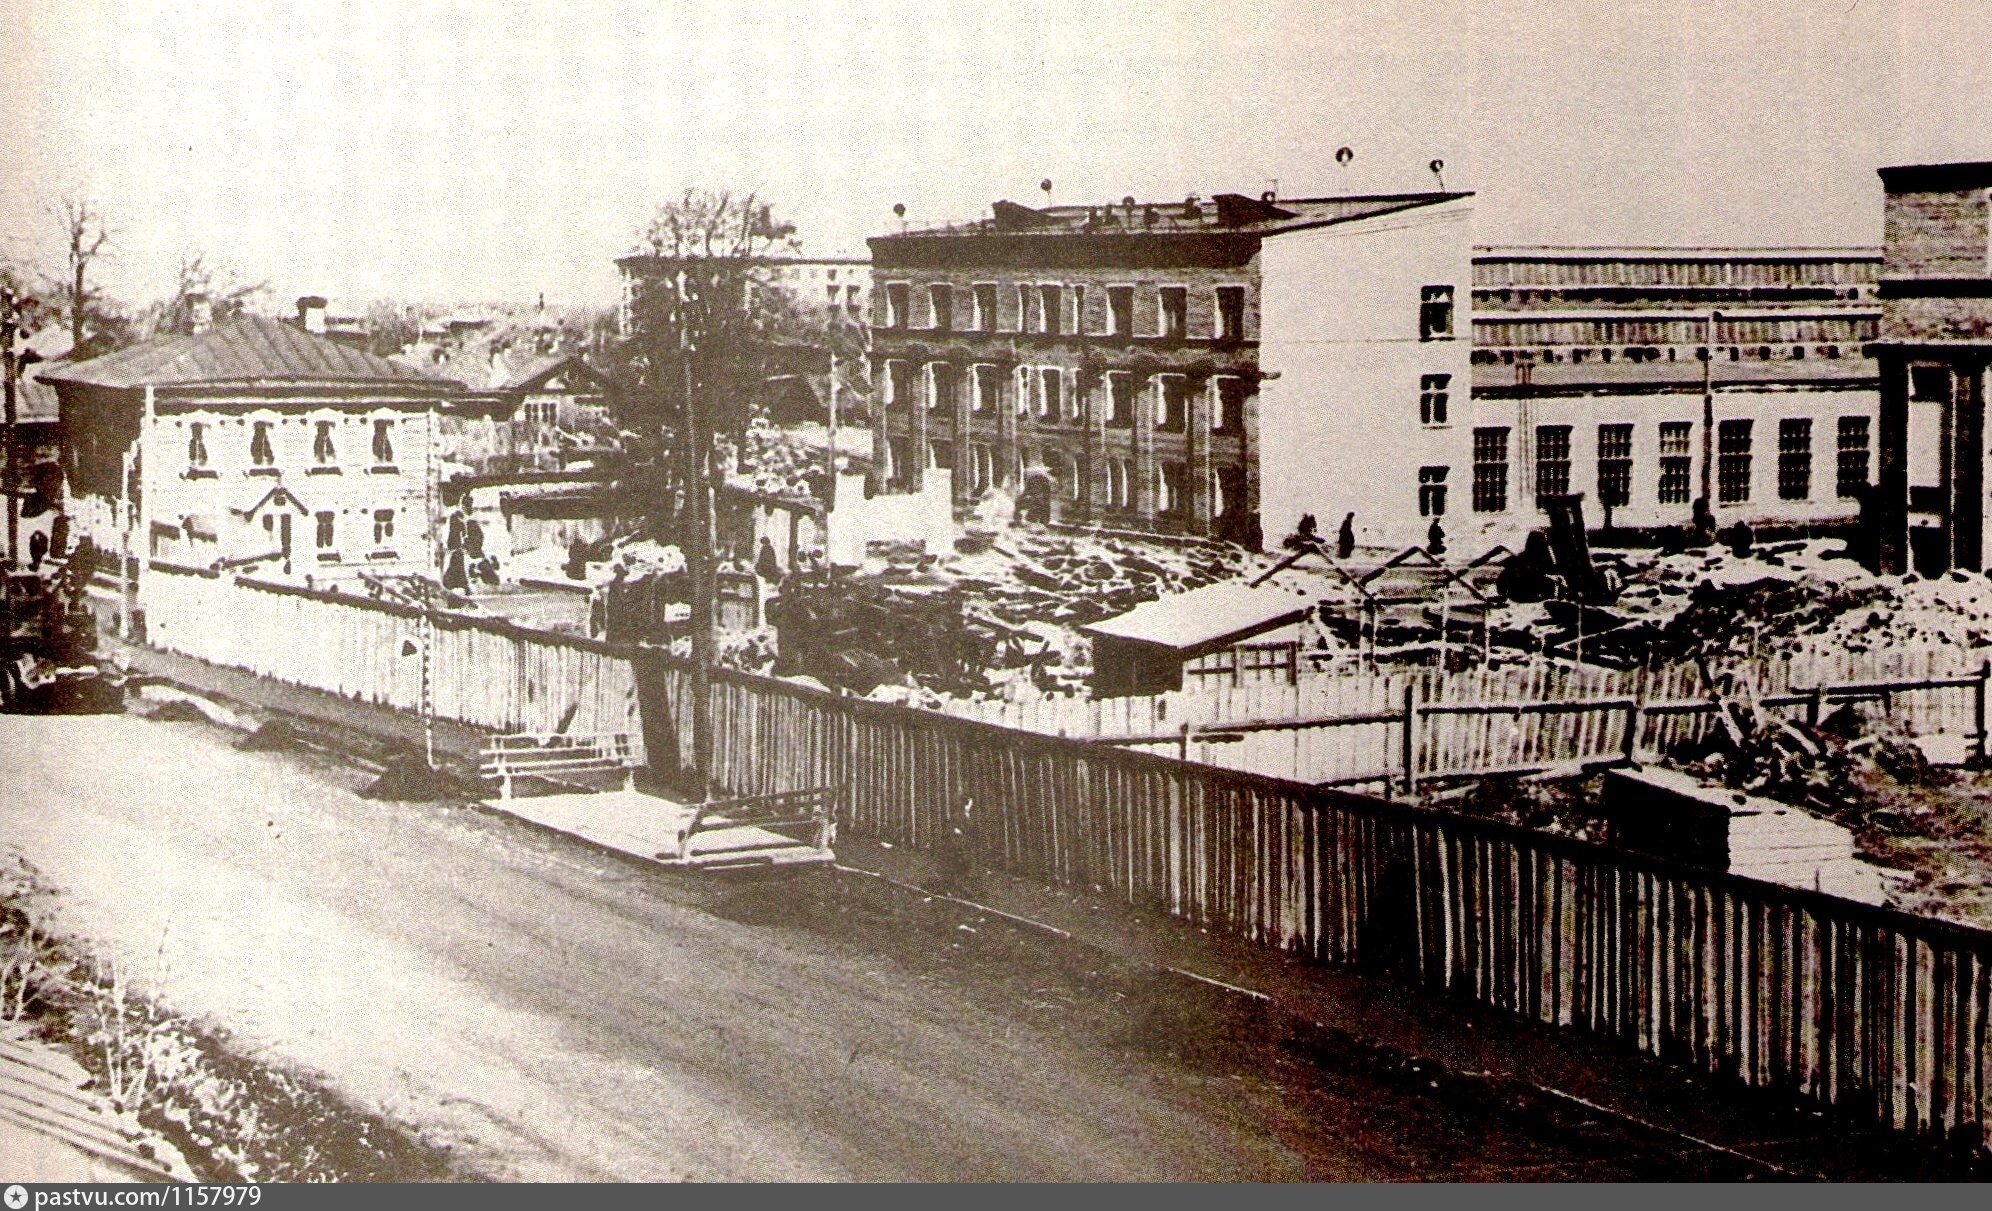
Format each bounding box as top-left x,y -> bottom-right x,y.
1,853 -> 458,1183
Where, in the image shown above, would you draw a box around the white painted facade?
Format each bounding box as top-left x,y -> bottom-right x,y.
1256,200 -> 1476,550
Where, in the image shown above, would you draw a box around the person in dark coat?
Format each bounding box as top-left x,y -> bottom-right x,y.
1337,512 -> 1357,559
755,537 -> 782,582
1426,517 -> 1447,556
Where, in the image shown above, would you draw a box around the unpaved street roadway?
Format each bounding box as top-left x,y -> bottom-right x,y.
1,712 -> 1760,1180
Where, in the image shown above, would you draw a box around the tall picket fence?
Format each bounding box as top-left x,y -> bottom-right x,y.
938,653 -> 1988,787
141,565 -> 644,755
630,649 -> 1992,1153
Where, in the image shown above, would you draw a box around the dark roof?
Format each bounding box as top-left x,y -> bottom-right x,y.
43,316 -> 460,392
12,363 -> 62,423
1878,161 -> 1992,193
501,353 -> 609,393
877,191 -> 1471,244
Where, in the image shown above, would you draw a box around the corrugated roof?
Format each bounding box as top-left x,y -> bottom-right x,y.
1083,579 -> 1316,652
43,316 -> 458,391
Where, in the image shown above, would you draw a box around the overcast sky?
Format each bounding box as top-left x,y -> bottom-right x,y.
3,0 -> 1989,311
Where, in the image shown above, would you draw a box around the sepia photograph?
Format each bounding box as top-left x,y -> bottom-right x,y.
5,0 -> 1992,1187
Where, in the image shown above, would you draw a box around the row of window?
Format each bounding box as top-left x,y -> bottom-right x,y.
186,418 -> 400,473
879,280 -> 1250,342
885,440 -> 1240,517
1450,416 -> 1872,515
879,279 -> 1457,343
880,362 -> 1251,432
1472,343 -> 1859,367
304,508 -> 398,555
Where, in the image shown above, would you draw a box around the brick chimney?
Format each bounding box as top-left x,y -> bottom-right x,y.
296,295 -> 328,334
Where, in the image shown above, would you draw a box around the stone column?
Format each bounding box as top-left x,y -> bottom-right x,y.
949,361 -> 973,505
1133,372 -> 1158,522
1187,374 -> 1214,534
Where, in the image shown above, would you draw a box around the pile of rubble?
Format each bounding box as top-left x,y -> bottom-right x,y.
718,418 -> 826,500
914,528 -> 1250,630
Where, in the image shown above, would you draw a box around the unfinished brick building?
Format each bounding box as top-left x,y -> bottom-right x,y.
864,190 -> 1474,547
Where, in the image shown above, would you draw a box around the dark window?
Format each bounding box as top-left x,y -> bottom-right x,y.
1039,285 -> 1063,336
928,440 -> 954,470
1106,457 -> 1132,509
1158,461 -> 1188,516
1778,417 -> 1812,501
1159,377 -> 1191,431
1215,285 -> 1246,342
315,511 -> 335,549
1718,418 -> 1753,503
1038,367 -> 1062,419
372,508 -> 395,545
1107,374 -> 1135,427
1419,373 -> 1450,426
972,364 -> 999,413
313,421 -> 336,464
1658,421 -> 1692,505
887,360 -> 915,408
926,363 -> 953,412
1107,286 -> 1135,337
1597,423 -> 1633,508
973,284 -> 998,332
1418,465 -> 1449,517
1419,285 -> 1455,340
1215,378 -> 1249,433
1911,365 -> 1951,403
884,282 -> 909,329
1837,415 -> 1871,497
187,422 -> 208,468
1159,286 -> 1187,338
372,419 -> 394,464
969,443 -> 995,492
1535,425 -> 1571,502
1472,427 -> 1508,513
927,284 -> 953,333
250,421 -> 275,467
1070,285 -> 1088,336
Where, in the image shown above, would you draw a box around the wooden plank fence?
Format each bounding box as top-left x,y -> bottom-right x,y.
939,657 -> 1992,788
132,566 -> 1992,1151
140,564 -> 645,757
637,650 -> 1992,1148
631,648 -> 1992,1151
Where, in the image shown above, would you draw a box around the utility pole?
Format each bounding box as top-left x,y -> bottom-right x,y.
1701,310 -> 1721,509
2,288 -> 21,571
678,270 -> 716,804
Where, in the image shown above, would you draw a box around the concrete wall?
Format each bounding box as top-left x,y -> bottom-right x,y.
1257,201 -> 1475,551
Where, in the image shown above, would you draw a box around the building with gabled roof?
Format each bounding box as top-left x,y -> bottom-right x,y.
45,313 -> 461,619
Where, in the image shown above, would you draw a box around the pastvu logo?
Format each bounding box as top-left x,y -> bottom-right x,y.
3,1183 -> 27,1210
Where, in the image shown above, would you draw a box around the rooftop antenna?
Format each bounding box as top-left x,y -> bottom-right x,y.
892,201 -> 906,232
1429,158 -> 1446,191
1040,178 -> 1053,207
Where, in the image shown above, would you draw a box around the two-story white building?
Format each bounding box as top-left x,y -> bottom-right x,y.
46,313 -> 461,601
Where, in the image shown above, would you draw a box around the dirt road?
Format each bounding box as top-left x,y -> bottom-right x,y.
0,711 -> 1769,1180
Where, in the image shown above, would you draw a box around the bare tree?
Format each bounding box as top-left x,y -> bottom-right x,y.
620,189 -> 803,798
152,252 -> 268,336
56,196 -> 111,352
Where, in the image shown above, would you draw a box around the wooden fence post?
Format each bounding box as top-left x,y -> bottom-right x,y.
1622,698 -> 1643,766
1178,720 -> 1192,763
1401,681 -> 1419,798
1977,660 -> 1990,764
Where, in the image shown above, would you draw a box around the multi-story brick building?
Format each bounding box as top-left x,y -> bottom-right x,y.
865,190 -> 1476,546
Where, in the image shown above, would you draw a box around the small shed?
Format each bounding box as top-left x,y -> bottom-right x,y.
1083,580 -> 1316,696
